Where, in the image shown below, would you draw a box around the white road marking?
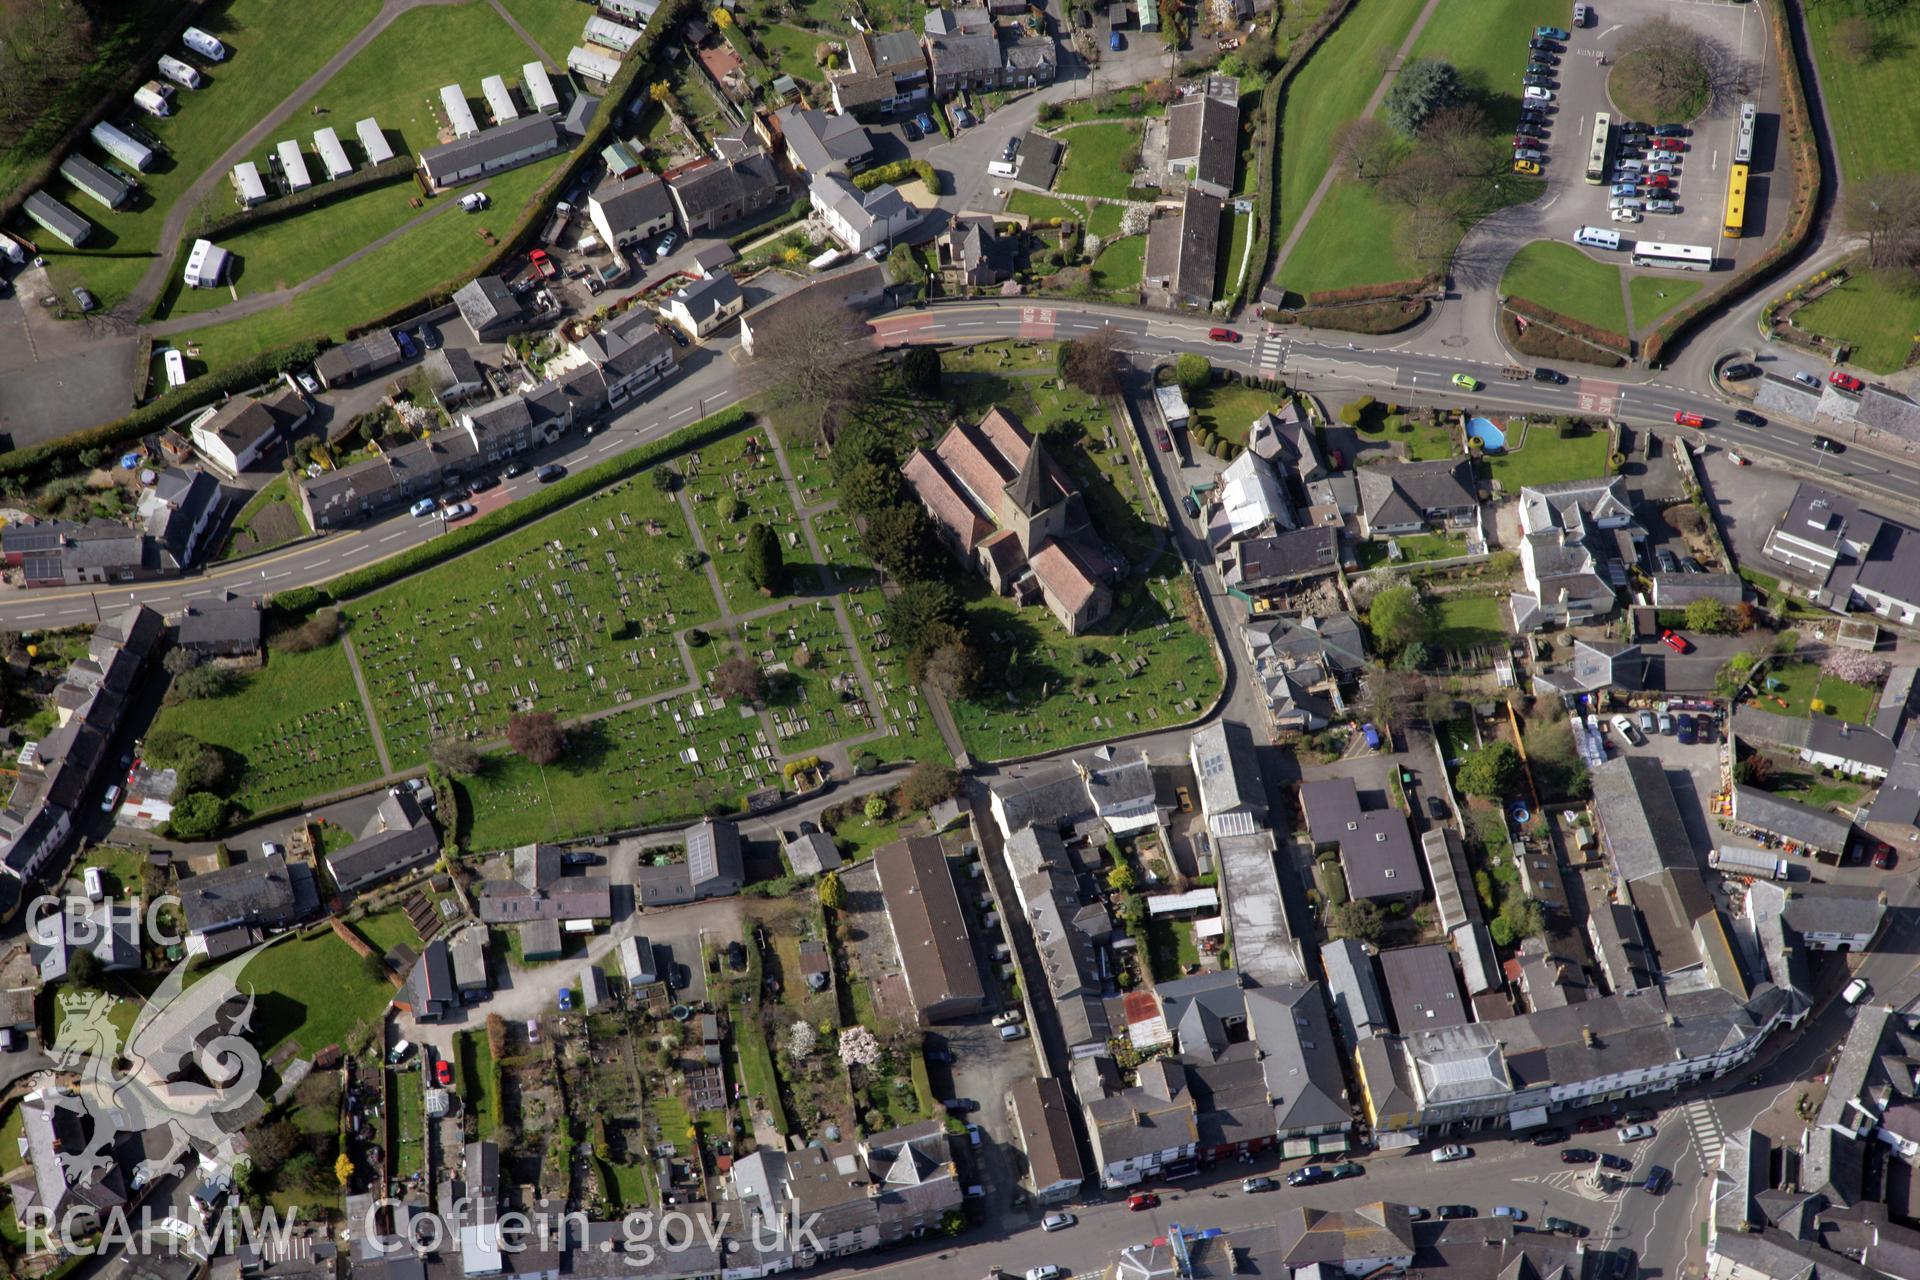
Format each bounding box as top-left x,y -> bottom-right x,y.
17,612 -> 43,620
380,531 -> 406,543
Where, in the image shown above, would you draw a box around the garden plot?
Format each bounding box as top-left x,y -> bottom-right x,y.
349,477 -> 719,766
739,600 -> 871,756
681,428 -> 802,611
845,589 -> 948,766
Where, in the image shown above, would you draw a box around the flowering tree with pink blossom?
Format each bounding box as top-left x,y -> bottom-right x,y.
1820,649 -> 1890,687
838,1026 -> 881,1069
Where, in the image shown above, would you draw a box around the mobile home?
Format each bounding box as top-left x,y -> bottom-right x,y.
481,74 -> 519,125
602,0 -> 660,25
91,121 -> 155,171
134,80 -> 175,117
276,140 -> 313,192
356,117 -> 395,166
157,55 -> 203,89
163,348 -> 188,389
230,161 -> 268,206
182,26 -> 226,60
567,46 -> 622,87
583,15 -> 642,53
59,155 -> 132,210
314,127 -> 353,180
23,191 -> 92,247
182,239 -> 230,289
0,232 -> 25,265
522,62 -> 559,114
441,85 -> 480,140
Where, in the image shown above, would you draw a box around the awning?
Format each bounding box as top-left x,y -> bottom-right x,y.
1194,916 -> 1227,939
1281,1133 -> 1352,1158
1509,1105 -> 1552,1131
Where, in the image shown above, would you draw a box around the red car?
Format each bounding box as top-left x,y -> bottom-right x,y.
434,1060 -> 454,1087
1651,138 -> 1686,151
1208,327 -> 1241,343
1575,1117 -> 1611,1134
1155,428 -> 1173,453
1128,1193 -> 1160,1211
1512,134 -> 1544,149
1673,411 -> 1707,427
1328,448 -> 1346,469
1660,628 -> 1692,654
1828,370 -> 1865,393
1642,174 -> 1671,188
1874,843 -> 1896,870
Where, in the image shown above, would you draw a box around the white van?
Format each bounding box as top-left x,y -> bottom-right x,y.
83,867 -> 105,902
1844,978 -> 1871,1005
388,1038 -> 413,1064
1573,226 -> 1620,251
987,160 -> 1017,178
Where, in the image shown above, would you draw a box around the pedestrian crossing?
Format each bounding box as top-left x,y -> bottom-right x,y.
1254,333 -> 1287,380
1681,1098 -> 1725,1166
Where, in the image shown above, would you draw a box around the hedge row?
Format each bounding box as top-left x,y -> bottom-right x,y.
1276,299 -> 1428,335
1642,0 -> 1822,366
0,340 -> 323,484
854,158 -> 942,196
1501,309 -> 1626,368
1505,296 -> 1631,356
271,406 -> 752,615
728,196 -> 812,250
1243,0 -> 1364,312
1306,276 -> 1437,307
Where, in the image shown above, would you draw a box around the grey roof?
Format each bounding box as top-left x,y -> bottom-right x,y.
1300,776 -> 1421,902
774,104 -> 872,173
326,788 -> 439,891
1856,385 -> 1920,445
1707,1228 -> 1876,1280
1319,937 -> 1388,1042
1378,943 -> 1466,1031
1221,526 -> 1340,589
669,152 -> 783,223
684,818 -> 743,889
1780,883 -> 1886,941
1866,753 -> 1920,832
783,826 -> 842,877
1172,187 -> 1221,305
179,852 -> 319,936
1733,784 -> 1853,852
1754,373 -> 1827,421
1804,716 -> 1897,772
672,273 -> 743,323
1189,720 -> 1263,831
1247,983 -> 1350,1133
991,763 -> 1093,835
453,274 -> 525,335
1733,705 -> 1813,753
591,171 -> 674,235
59,153 -> 132,207
1590,755 -> 1698,883
1215,829 -> 1306,987
419,113 -> 560,181
23,190 -> 91,245
875,835 -> 983,1014
1357,457 -> 1477,529
1650,571 -> 1743,607
1165,91 -> 1238,194
1241,613 -> 1366,678
1420,826 -> 1480,931
926,30 -> 1002,75
175,600 -> 262,652
1874,665 -> 1920,744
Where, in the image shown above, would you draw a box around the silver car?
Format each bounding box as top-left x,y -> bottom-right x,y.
1618,1124 -> 1656,1142
1644,199 -> 1676,213
1608,196 -> 1643,210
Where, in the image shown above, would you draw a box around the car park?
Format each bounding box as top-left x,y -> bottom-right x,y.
1829,370 -> 1865,392
1432,1145 -> 1472,1163
1618,1125 -> 1656,1142
1660,629 -> 1692,654
1042,1213 -> 1075,1232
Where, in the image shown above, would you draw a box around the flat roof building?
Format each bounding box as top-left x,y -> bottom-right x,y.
875,836 -> 985,1023
522,62 -> 560,114
481,74 -> 519,124
24,191 -> 91,247
59,154 -> 131,209
314,126 -> 352,179
441,85 -> 480,139
419,114 -> 561,190
356,117 -> 395,166
1379,943 -> 1467,1032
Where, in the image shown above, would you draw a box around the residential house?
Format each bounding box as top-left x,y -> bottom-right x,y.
1142,187 -> 1221,309
829,29 -> 929,113
173,599 -> 263,663
396,937 -> 458,1022
1207,449 -> 1295,551
1247,402 -> 1325,482
1084,747 -> 1159,834
1189,719 -> 1263,836
935,212 -> 1017,291
902,406 -> 1113,635
297,424 -> 483,527
424,346 -> 488,409
178,851 -> 321,958
1300,777 -> 1421,905
1165,80 -> 1239,199
770,105 -> 873,176
1240,612 -> 1364,733
586,172 -> 676,249
726,1121 -> 959,1264
923,21 -> 1054,96
662,274 -> 744,338
139,468 -> 224,570
1319,937 -> 1389,1044
1356,458 -> 1478,539
1276,1204 -> 1418,1276
1083,1058 -> 1200,1187
1,521 -> 138,588
667,152 -> 788,235
190,385 -> 312,473
558,307 -> 678,410
7,1086 -> 127,1235
452,274 -> 528,343
313,331 -> 403,389
1007,1077 -> 1084,1203
738,262 -> 888,358
810,174 -> 918,253
1003,825 -> 1111,1052
418,114 -> 562,190
476,844 -> 614,957
1220,526 -> 1341,596
1652,571 -> 1744,608
28,896 -> 141,983
1766,484 -> 1920,626
874,835 -> 985,1023
1510,476 -> 1636,631
988,763 -> 1097,840
633,818 -> 745,907
326,786 -> 440,894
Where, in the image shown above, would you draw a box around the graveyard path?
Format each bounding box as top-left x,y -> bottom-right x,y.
340,631 -> 395,775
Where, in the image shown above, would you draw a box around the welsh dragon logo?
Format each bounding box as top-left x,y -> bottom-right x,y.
38,948 -> 267,1188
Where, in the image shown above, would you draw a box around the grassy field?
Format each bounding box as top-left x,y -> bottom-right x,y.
1006,190 -> 1089,224
243,931 -> 394,1056
1803,0 -> 1920,183
354,907 -> 422,956
1433,593 -> 1507,654
1480,423 -> 1613,489
755,22 -> 829,83
218,474 -> 310,560
347,469 -> 719,768
149,641 -> 384,813
1279,0 -> 1428,231
1404,0 -> 1565,129
494,0 -> 585,63
27,0 -> 386,312
1277,176 -> 1418,296
1053,122 -> 1143,201
1500,242 -> 1628,333
1189,380 -> 1285,447
1627,273 -> 1706,333
1792,270 -> 1920,373
1756,660 -> 1879,724
1092,235 -> 1146,293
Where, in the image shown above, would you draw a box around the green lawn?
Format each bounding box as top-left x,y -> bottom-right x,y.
1053,122 -> 1143,200
457,1030 -> 504,1139
1501,242 -> 1628,333
493,0 -> 584,63
1356,530 -> 1469,568
1278,176 -> 1419,297
243,931 -> 394,1056
1771,766 -> 1869,810
1480,422 -> 1614,489
1433,594 -> 1507,654
730,1014 -> 790,1132
354,908 -> 422,956
77,844 -> 152,899
1190,380 -> 1286,447
1756,661 -> 1879,724
26,0 -> 386,313
1351,413 -> 1458,463
1404,0 -> 1567,129
1627,274 -> 1706,333
148,640 -> 384,814
1804,0 -> 1920,183
755,22 -> 830,82
1792,269 -> 1920,374
1220,209 -> 1253,299
218,473 -> 310,560
1006,189 -> 1088,225
1092,235 -> 1146,293
1279,0 -> 1428,230
950,566 -> 1219,761
393,1067 -> 425,1178
1089,201 -> 1126,237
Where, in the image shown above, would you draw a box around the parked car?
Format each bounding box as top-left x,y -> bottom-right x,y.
1155,428 -> 1173,452
1493,1207 -> 1527,1221
656,231 -> 678,255
1523,75 -> 1554,89
1647,149 -> 1681,163
535,463 -> 566,482
1242,1177 -> 1277,1193
71,286 -> 97,312
1513,134 -> 1546,149
1042,1213 -> 1076,1232
393,330 -> 418,359
1109,29 -> 1122,49
1128,1194 -> 1160,1211
943,1098 -> 978,1113
1026,1267 -> 1062,1280
419,324 -> 442,350
1610,208 -> 1641,223
1676,712 -> 1698,744
1534,25 -> 1570,39
435,1059 -> 454,1086
1660,629 -> 1692,654
1287,1166 -> 1331,1186
1513,147 -> 1543,161
1181,494 -> 1200,518
1642,173 -> 1671,188
1546,1217 -> 1588,1237
1682,555 -> 1705,573
1655,547 -> 1680,573
1324,1162 -> 1365,1180
557,986 -> 573,1011
1644,199 -> 1676,213
1657,712 -> 1673,735
1531,1127 -> 1570,1147
1617,1125 -> 1656,1143
1601,1152 -> 1634,1171
1608,197 -> 1642,211
1562,1148 -> 1598,1164
1524,86 -> 1554,101
1575,1117 -> 1612,1134
1845,977 -> 1871,1003
992,1010 -> 1024,1027
1432,1145 -> 1473,1164
1637,710 -> 1655,735
409,498 -> 437,517
296,370 -> 321,394
1514,160 -> 1542,175
503,461 -> 527,478
442,501 -> 476,521
1436,1205 -> 1476,1220
998,1023 -> 1026,1040
1573,2 -> 1590,24
100,784 -> 121,812
1611,183 -> 1639,197
1829,370 -> 1866,392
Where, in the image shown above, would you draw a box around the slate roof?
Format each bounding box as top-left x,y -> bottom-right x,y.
773,105 -> 871,174
1172,187 -> 1222,305
668,152 -> 784,223
453,275 -> 525,336
875,835 -> 983,1013
1733,784 -> 1852,852
1221,526 -> 1340,589
1358,457 -> 1477,530
1650,571 -> 1743,606
1590,755 -> 1698,883
1165,92 -> 1239,195
179,852 -> 318,936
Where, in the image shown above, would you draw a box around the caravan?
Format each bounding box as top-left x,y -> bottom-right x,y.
182,26 -> 227,61
134,81 -> 175,117
157,55 -> 203,89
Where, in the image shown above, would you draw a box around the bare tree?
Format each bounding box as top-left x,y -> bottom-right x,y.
1845,174 -> 1920,273
1835,15 -> 1874,62
1333,118 -> 1398,183
1059,327 -> 1129,397
746,292 -> 877,411
1377,148 -> 1467,218
1419,103 -> 1496,179
1616,17 -> 1746,118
